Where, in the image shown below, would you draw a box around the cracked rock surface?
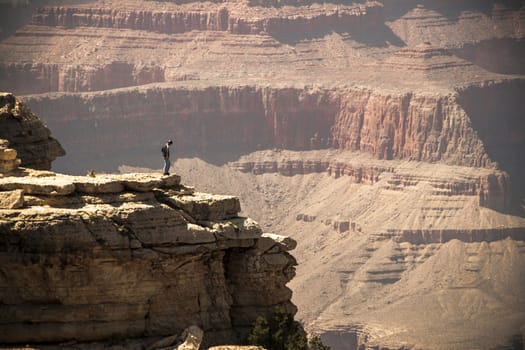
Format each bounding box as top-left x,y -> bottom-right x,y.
0,169 -> 297,347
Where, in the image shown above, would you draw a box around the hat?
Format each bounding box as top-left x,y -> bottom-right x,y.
167,140 -> 173,145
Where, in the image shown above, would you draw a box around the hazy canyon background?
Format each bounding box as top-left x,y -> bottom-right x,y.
1,0 -> 525,349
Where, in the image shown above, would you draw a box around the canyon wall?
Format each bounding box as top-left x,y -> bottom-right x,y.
229,153 -> 510,212
30,4 -> 381,36
1,62 -> 166,95
22,77 -> 524,210
23,83 -> 502,170
0,2 -> 381,94
457,80 -> 525,210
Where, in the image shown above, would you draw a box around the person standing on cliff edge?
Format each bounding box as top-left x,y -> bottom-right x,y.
162,139 -> 173,175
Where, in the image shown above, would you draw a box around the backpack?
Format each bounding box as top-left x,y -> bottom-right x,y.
161,145 -> 168,158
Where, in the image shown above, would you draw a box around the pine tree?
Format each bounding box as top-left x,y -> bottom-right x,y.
247,308 -> 329,350
308,335 -> 330,350
247,315 -> 271,348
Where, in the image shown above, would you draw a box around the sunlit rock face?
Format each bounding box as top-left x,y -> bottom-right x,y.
0,169 -> 298,347
0,94 -> 298,348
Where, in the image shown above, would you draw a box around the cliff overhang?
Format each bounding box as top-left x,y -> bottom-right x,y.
0,94 -> 298,347
0,169 -> 298,346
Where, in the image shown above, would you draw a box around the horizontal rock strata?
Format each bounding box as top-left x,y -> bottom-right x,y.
0,139 -> 21,174
0,171 -> 297,346
380,43 -> 474,71
229,150 -> 510,212
30,3 -> 381,36
374,227 -> 525,245
0,92 -> 64,170
22,82 -> 514,170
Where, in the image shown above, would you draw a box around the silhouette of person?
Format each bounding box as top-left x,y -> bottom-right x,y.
162,139 -> 173,175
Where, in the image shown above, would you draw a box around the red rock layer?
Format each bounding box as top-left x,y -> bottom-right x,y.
23,84 -> 493,168
30,4 -> 381,35
332,91 -> 492,167
1,62 -> 165,94
231,157 -> 510,212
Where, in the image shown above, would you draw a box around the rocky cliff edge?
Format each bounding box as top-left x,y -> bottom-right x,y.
0,95 -> 298,348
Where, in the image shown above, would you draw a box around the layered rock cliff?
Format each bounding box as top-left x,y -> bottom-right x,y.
30,3 -> 381,36
0,92 -> 64,170
20,83 -> 501,167
22,79 -> 525,211
2,0 -> 523,95
0,1 -> 381,94
0,170 -> 297,346
0,94 -> 298,347
229,150 -> 510,212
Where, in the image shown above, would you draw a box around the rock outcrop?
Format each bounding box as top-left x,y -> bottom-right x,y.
0,95 -> 298,347
0,92 -> 64,170
0,169 -> 298,346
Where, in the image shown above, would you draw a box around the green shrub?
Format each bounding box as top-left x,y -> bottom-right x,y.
247,309 -> 330,350
308,335 -> 330,350
247,316 -> 271,348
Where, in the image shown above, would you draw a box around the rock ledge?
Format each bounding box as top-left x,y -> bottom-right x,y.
0,169 -> 297,347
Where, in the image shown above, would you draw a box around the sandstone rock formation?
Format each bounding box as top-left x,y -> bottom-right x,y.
0,106 -> 298,347
0,139 -> 21,174
0,167 -> 298,346
0,92 -> 65,170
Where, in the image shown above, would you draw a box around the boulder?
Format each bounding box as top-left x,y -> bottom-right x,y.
0,139 -> 21,173
176,326 -> 204,350
0,93 -> 65,170
0,189 -> 24,209
0,175 -> 75,195
72,175 -> 125,194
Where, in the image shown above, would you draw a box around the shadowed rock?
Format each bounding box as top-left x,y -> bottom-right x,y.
0,92 -> 64,170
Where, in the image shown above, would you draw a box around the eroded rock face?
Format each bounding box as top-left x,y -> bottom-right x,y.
0,170 -> 297,346
22,85 -> 500,170
230,149 -> 510,212
0,139 -> 21,174
0,92 -> 64,170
